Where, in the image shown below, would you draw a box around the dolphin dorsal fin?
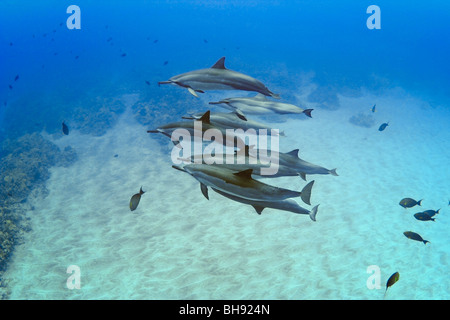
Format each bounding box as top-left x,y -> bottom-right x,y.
198,110 -> 211,124
252,205 -> 265,215
233,169 -> 253,179
211,57 -> 226,69
286,149 -> 299,158
253,93 -> 267,100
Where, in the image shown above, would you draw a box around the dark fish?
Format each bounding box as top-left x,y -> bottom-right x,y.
371,104 -> 376,112
163,61 -> 168,65
106,37 -> 112,42
414,212 -> 435,222
399,198 -> 422,208
114,154 -> 118,158
384,271 -> 400,298
378,122 -> 389,131
145,80 -> 150,86
75,55 -> 79,59
62,121 -> 69,135
204,39 -> 208,43
422,209 -> 440,217
121,53 -> 127,57
403,231 -> 429,245
10,42 -> 13,46
153,39 -> 158,43
8,84 -> 12,90
129,187 -> 145,211
59,22 -> 63,27
14,75 -> 19,81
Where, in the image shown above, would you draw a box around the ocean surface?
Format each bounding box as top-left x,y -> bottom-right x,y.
0,0 -> 449,300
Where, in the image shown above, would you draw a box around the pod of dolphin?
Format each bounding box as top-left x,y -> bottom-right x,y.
146,57 -> 340,221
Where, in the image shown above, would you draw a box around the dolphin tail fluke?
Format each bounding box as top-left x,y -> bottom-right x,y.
303,109 -> 313,118
299,172 -> 307,181
309,204 -> 319,221
330,168 -> 338,176
300,180 -> 315,205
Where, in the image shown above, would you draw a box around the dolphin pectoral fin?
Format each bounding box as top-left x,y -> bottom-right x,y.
208,101 -> 224,105
200,183 -> 209,200
252,205 -> 265,215
309,204 -> 319,221
158,81 -> 172,86
211,57 -> 226,69
299,172 -> 307,181
303,109 -> 313,118
187,87 -> 199,97
300,180 -> 315,205
147,129 -> 159,133
235,109 -> 247,121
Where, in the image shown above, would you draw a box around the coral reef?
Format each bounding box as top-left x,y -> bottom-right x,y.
0,133 -> 78,298
349,112 -> 375,128
72,97 -> 127,136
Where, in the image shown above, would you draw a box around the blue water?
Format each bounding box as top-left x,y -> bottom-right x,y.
1,0 -> 449,300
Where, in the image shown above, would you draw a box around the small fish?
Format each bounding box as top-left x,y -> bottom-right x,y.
403,231 -> 429,245
62,121 -> 69,135
203,39 -> 208,43
163,61 -> 168,65
9,42 -> 13,46
75,55 -> 79,59
8,84 -> 13,90
422,209 -> 440,217
153,39 -> 158,43
413,212 -> 435,222
371,104 -> 376,112
106,37 -> 112,42
121,53 -> 127,57
129,187 -> 145,211
399,198 -> 422,208
378,122 -> 389,131
14,75 -> 19,81
145,80 -> 150,86
114,154 -> 118,158
384,271 -> 400,298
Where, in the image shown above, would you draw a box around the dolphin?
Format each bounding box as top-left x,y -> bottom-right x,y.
209,93 -> 313,117
147,110 -> 244,147
179,151 -> 301,179
251,147 -> 338,178
182,111 -> 285,136
158,57 -> 280,98
213,188 -> 319,221
172,164 -> 314,205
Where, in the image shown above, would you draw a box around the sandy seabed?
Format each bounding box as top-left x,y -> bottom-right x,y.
3,88 -> 450,300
